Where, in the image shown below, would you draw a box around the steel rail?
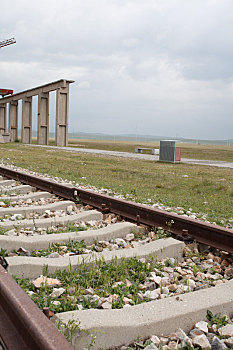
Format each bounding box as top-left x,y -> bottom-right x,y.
0,265 -> 74,350
0,165 -> 232,253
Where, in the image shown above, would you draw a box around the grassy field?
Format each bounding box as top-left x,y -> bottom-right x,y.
0,143 -> 232,225
62,139 -> 233,162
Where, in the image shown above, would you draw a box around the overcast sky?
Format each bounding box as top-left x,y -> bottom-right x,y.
1,0 -> 233,139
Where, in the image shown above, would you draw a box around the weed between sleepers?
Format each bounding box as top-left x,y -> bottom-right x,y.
45,223 -> 88,235
14,248 -> 230,315
15,256 -> 164,312
0,226 -> 7,235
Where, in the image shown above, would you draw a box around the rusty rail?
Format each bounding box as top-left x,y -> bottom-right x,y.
75,189 -> 233,253
0,165 -> 232,253
0,264 -> 74,350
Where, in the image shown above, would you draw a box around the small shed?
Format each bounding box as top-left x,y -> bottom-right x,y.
159,140 -> 181,163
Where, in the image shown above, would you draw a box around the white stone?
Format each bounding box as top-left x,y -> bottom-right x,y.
50,287 -> 65,298
160,337 -> 169,345
176,328 -> 193,348
168,341 -> 178,350
150,335 -> 160,346
44,210 -> 52,215
187,279 -> 196,289
168,258 -> 175,266
66,205 -> 73,213
219,324 -> 233,337
115,238 -> 127,247
123,297 -> 133,305
161,287 -> 169,295
224,337 -> 233,348
112,281 -> 124,288
144,290 -> 159,300
144,343 -> 158,350
150,273 -> 161,285
195,321 -> 209,334
161,277 -> 170,286
27,291 -> 35,296
83,288 -> 94,295
101,301 -> 112,309
192,334 -> 211,349
91,295 -> 100,303
168,284 -> 178,292
189,215 -> 196,219
32,276 -> 61,288
125,233 -> 134,241
47,252 -> 60,258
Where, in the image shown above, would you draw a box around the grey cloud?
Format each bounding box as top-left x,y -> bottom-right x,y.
1,0 -> 233,139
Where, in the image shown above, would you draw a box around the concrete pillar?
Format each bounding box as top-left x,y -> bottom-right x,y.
0,104 -> 7,135
9,100 -> 18,141
22,96 -> 32,144
37,92 -> 49,145
55,84 -> 69,146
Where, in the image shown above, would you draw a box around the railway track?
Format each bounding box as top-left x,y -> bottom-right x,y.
0,165 -> 232,350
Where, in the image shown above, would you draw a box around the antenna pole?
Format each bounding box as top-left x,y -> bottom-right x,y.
0,38 -> 16,49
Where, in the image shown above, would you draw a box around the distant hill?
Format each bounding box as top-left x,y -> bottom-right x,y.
30,130 -> 233,145
67,132 -> 233,146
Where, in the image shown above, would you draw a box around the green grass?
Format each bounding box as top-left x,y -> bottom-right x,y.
15,256 -> 179,313
46,223 -> 87,235
0,143 -> 232,225
65,139 -> 233,162
32,137 -> 233,162
0,226 -> 7,235
15,250 -> 223,314
0,199 -> 11,206
0,248 -> 7,257
27,240 -> 89,257
15,257 -> 157,312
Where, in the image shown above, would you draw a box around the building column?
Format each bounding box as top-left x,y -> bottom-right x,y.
0,104 -> 7,135
37,92 -> 49,145
22,96 -> 32,144
9,100 -> 18,141
55,83 -> 69,146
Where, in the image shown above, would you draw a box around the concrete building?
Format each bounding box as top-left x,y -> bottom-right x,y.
0,79 -> 74,146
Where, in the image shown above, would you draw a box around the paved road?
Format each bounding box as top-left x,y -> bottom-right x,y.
29,144 -> 233,169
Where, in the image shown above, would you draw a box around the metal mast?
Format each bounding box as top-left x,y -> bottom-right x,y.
0,38 -> 16,48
